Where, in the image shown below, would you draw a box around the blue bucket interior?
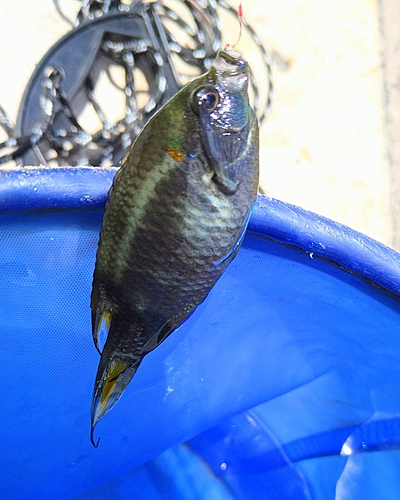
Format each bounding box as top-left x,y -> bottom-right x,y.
1,168 -> 400,499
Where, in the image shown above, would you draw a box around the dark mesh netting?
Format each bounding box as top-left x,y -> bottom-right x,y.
0,0 -> 273,167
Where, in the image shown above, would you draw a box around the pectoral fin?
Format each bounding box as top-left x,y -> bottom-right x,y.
212,204 -> 253,271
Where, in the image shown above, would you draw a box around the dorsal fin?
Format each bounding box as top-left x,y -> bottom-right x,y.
92,309 -> 112,354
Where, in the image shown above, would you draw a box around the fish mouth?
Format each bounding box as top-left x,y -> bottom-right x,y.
214,49 -> 248,79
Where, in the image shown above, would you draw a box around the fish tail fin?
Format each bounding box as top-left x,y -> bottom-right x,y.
90,347 -> 141,446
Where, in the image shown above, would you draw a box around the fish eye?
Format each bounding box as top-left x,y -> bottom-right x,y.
195,88 -> 220,112
201,92 -> 218,110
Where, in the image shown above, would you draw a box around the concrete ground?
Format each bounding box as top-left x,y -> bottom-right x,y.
0,0 -> 396,248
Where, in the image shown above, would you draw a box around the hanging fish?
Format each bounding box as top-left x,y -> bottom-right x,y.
90,49 -> 259,445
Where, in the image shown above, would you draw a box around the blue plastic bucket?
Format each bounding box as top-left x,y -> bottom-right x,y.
1,167 -> 400,499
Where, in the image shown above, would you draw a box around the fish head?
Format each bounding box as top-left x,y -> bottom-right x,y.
191,49 -> 256,195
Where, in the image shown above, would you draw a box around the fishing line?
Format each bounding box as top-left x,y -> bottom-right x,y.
0,0 -> 273,166
224,1 -> 242,50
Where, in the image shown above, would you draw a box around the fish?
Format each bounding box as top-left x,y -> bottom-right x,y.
90,48 -> 259,445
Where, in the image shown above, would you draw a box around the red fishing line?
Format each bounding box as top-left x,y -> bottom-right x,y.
225,2 -> 243,50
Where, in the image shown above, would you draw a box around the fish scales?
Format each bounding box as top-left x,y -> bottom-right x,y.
90,49 -> 259,444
